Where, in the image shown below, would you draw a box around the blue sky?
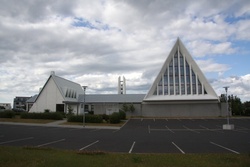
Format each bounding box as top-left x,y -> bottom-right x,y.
0,0 -> 250,106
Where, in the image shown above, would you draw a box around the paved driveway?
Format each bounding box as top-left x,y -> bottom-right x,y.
0,118 -> 249,154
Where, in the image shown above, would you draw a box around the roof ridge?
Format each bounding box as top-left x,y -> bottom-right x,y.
52,74 -> 82,86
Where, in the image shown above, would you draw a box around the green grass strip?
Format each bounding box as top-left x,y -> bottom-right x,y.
0,146 -> 250,167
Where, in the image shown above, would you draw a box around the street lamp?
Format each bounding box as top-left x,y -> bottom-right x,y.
222,86 -> 234,130
82,86 -> 87,127
223,86 -> 230,125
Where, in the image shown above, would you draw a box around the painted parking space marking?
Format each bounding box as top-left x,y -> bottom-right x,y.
129,141 -> 136,153
165,119 -> 168,121
210,141 -> 240,154
37,139 -> 65,147
236,126 -> 249,130
79,140 -> 99,151
112,129 -> 120,133
148,125 -> 151,134
233,129 -> 248,133
199,125 -> 224,133
165,126 -> 175,133
183,126 -> 200,133
0,137 -> 34,145
172,142 -> 185,154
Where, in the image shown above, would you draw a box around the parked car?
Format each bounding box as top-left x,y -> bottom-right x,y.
12,108 -> 26,112
0,106 -> 6,112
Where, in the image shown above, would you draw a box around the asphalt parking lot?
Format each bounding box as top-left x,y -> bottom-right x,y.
0,118 -> 250,154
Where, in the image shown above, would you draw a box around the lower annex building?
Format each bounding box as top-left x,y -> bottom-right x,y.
28,38 -> 227,117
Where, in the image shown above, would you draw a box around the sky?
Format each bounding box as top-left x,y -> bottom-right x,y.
0,0 -> 250,106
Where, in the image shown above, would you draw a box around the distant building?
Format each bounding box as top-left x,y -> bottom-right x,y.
118,76 -> 126,94
28,38 -> 227,117
0,103 -> 11,110
13,96 -> 31,110
26,95 -> 38,111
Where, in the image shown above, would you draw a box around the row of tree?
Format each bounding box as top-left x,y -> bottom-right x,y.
220,94 -> 250,116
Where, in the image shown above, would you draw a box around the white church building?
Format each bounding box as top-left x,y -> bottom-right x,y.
28,38 -> 227,117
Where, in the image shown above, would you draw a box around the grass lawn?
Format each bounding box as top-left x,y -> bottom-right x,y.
0,116 -> 55,124
0,146 -> 249,167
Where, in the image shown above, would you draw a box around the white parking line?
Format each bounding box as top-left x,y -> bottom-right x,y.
148,125 -> 151,134
199,125 -> 224,133
236,126 -> 249,130
37,139 -> 65,147
90,129 -> 101,132
141,118 -> 143,122
210,141 -> 240,154
165,126 -> 175,133
79,140 -> 99,151
172,142 -> 185,154
129,141 -> 136,153
165,119 -> 168,121
112,129 -> 120,133
183,126 -> 200,133
0,137 -> 34,145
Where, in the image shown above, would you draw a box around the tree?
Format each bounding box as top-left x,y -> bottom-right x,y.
121,104 -> 129,112
243,101 -> 250,116
228,95 -> 243,116
129,104 -> 135,113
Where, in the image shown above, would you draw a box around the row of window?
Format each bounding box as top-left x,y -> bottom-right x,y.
65,88 -> 77,98
154,50 -> 207,96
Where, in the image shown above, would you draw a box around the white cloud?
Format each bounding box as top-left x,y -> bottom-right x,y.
0,0 -> 250,105
212,74 -> 250,102
196,59 -> 231,73
188,40 -> 236,57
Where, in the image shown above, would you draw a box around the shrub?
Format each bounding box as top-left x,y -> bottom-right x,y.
86,114 -> 102,123
67,114 -> 103,123
20,112 -> 63,120
101,114 -> 109,122
44,109 -> 50,113
119,110 -> 126,120
109,112 -> 121,124
67,115 -> 82,122
0,111 -> 15,118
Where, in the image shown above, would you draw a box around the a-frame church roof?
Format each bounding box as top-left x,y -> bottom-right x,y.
33,72 -> 84,103
144,38 -> 219,101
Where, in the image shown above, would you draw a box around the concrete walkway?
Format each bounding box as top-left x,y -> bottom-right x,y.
0,119 -> 120,130
46,119 -> 67,125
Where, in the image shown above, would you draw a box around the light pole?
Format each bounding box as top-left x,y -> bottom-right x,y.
223,86 -> 230,125
222,86 -> 234,130
82,86 -> 87,127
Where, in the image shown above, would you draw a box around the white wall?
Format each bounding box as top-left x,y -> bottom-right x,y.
30,78 -> 64,112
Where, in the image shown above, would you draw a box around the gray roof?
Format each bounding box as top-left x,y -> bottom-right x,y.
78,94 -> 146,103
26,94 -> 38,103
52,74 -> 84,102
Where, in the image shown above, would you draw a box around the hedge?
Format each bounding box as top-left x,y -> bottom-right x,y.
20,112 -> 63,120
67,114 -> 103,123
109,112 -> 121,124
119,110 -> 126,120
0,111 -> 15,118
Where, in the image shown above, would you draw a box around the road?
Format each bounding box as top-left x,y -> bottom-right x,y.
0,118 -> 250,154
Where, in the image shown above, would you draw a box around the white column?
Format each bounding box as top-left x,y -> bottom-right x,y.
184,55 -> 187,95
190,65 -> 193,95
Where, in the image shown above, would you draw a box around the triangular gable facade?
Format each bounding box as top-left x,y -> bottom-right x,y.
144,38 -> 218,101
29,73 -> 84,112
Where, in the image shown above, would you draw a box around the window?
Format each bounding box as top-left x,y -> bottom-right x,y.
151,50 -> 208,97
